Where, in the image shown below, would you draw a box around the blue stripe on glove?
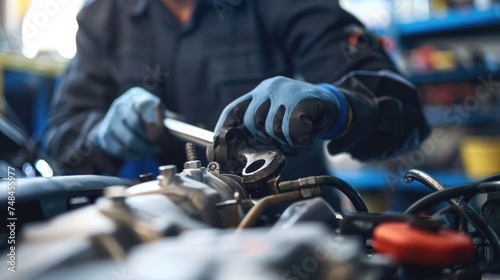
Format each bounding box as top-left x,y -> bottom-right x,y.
316,83 -> 350,140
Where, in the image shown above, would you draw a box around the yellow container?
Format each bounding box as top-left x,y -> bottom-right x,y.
460,136 -> 500,179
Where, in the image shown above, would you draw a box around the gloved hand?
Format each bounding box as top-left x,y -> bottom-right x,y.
96,87 -> 166,159
214,76 -> 351,147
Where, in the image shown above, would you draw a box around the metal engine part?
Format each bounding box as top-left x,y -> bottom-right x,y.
126,162 -> 253,228
1,121 -> 499,280
5,225 -> 395,280
164,118 -> 287,197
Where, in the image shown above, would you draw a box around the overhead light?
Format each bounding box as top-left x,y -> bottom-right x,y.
21,0 -> 85,59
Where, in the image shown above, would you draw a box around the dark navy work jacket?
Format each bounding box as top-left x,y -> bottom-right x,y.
43,0 -> 429,177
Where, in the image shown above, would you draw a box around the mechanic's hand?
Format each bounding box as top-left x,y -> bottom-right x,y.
97,87 -> 166,159
214,76 -> 351,147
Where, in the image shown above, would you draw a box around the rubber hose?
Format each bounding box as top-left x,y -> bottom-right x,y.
314,176 -> 368,213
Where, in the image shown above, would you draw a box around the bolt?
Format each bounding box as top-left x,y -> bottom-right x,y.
207,162 -> 220,174
158,166 -> 177,187
157,175 -> 168,187
103,186 -> 127,207
300,188 -> 312,198
139,173 -> 154,182
159,165 -> 177,178
184,160 -> 202,169
185,142 -> 198,161
208,162 -> 218,171
104,186 -> 127,198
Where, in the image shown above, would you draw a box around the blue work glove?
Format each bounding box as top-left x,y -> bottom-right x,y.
96,87 -> 166,159
214,76 -> 350,147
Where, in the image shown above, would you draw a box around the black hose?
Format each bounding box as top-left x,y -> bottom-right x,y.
405,182 -> 500,214
405,181 -> 500,267
404,170 -> 488,239
314,175 -> 368,213
482,173 -> 500,183
460,174 -> 499,203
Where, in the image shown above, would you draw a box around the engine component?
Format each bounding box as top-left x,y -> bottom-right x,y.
126,164 -> 244,227
0,192 -> 206,280
238,189 -> 310,229
404,169 -> 500,269
1,129 -> 499,280
165,118 -> 287,197
404,180 -> 500,269
17,225 -> 394,280
272,197 -> 340,230
207,126 -> 286,196
0,175 -> 136,250
373,220 -> 474,267
482,193 -> 500,238
279,175 -> 369,213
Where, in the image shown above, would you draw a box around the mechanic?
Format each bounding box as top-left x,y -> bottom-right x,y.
43,0 -> 430,179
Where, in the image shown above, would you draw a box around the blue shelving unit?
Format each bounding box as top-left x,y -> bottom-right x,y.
408,65 -> 500,84
331,167 -> 473,192
423,105 -> 500,125
4,70 -> 54,139
398,6 -> 500,37
330,3 -> 500,211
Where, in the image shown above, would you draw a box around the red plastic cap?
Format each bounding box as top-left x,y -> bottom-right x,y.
373,222 -> 474,267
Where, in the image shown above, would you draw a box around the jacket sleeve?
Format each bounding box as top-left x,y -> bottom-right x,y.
259,0 -> 430,161
42,0 -> 122,174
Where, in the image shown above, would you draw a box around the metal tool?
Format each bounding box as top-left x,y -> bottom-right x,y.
164,118 -> 213,147
163,118 -> 286,196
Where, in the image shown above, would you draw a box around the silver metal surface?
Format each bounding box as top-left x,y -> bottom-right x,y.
159,165 -> 178,178
164,118 -> 214,147
184,160 -> 202,169
104,186 -> 127,198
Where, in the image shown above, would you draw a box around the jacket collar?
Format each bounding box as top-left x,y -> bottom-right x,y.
118,0 -> 149,17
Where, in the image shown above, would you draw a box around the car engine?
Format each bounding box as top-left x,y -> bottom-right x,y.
0,125 -> 499,280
